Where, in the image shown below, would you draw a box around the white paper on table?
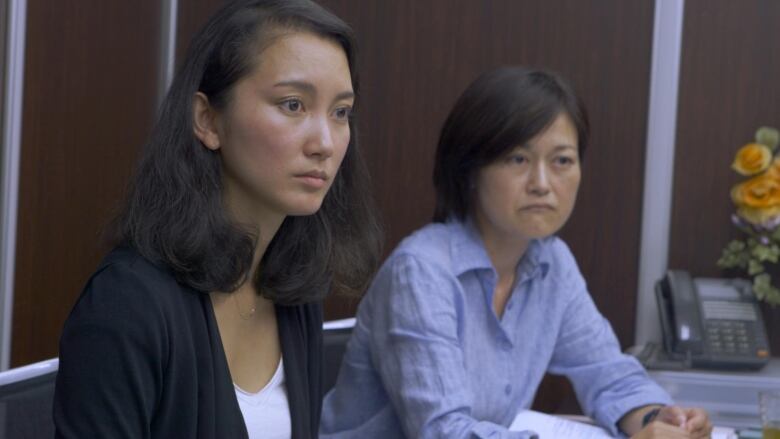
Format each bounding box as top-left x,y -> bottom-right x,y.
509,410 -> 738,439
509,410 -> 612,438
711,426 -> 738,439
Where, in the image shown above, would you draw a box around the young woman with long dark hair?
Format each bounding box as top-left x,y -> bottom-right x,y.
53,1 -> 380,438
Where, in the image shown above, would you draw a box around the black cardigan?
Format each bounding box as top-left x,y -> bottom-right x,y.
53,246 -> 323,438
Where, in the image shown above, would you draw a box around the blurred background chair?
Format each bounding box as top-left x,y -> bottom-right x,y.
323,318 -> 355,396
0,358 -> 58,439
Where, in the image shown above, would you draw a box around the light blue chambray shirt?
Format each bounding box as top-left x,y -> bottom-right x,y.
320,220 -> 672,438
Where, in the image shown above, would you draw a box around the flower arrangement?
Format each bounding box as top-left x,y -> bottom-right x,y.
718,126 -> 780,305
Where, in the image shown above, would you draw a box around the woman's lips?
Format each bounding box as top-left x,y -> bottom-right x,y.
295,171 -> 328,189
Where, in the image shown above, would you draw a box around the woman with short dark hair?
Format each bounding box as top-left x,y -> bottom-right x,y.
53,1 -> 381,438
321,67 -> 711,438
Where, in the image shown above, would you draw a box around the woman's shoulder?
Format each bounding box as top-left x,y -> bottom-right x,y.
365,223 -> 466,300
537,236 -> 578,265
66,246 -> 197,327
98,245 -> 174,280
96,246 -> 187,295
391,222 -> 460,266
536,236 -> 586,289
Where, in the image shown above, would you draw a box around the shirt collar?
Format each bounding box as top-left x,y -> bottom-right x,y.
516,238 -> 551,282
449,218 -> 494,276
448,218 -> 551,280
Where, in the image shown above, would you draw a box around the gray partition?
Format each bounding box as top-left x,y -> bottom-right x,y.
0,0 -> 26,371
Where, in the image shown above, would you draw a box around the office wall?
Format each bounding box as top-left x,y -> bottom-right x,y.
669,0 -> 780,354
316,0 -> 656,415
9,1 -> 656,368
8,0 -> 776,370
163,0 -> 657,355
317,0 -> 655,349
10,1 -> 162,366
175,0 -> 225,62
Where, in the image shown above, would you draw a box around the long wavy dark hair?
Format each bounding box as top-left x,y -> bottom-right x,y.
112,0 -> 382,304
432,67 -> 590,223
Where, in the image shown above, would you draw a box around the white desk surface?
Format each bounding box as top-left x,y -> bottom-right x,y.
648,358 -> 780,429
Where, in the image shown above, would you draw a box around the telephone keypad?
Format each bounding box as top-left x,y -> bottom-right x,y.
706,320 -> 756,355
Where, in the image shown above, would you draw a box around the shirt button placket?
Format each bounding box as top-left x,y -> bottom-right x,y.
501,338 -> 512,351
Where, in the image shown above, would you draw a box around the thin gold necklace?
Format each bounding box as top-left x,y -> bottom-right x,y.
232,292 -> 256,320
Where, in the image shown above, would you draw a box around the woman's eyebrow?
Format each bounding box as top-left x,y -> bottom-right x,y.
273,80 -> 316,94
551,144 -> 577,152
273,80 -> 354,101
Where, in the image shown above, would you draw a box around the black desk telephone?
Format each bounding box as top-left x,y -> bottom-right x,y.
646,270 -> 770,371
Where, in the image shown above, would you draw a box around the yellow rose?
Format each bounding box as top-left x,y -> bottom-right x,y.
736,205 -> 780,225
731,173 -> 780,208
767,156 -> 780,178
731,172 -> 780,224
732,143 -> 773,176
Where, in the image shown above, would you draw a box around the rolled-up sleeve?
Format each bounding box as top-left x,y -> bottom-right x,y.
547,268 -> 672,436
370,254 -> 532,439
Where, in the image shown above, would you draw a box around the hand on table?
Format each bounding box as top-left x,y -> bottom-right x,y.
631,406 -> 712,439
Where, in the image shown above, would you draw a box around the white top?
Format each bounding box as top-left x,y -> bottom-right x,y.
234,358 -> 291,439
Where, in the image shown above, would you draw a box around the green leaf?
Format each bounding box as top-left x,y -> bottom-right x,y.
750,242 -> 780,262
748,259 -> 765,275
769,244 -> 780,263
727,240 -> 747,252
719,239 -> 754,269
756,126 -> 780,150
753,273 -> 772,300
764,286 -> 780,306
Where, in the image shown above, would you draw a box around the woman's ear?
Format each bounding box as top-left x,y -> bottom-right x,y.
193,92 -> 221,151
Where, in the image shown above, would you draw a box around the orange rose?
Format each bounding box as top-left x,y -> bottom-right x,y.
732,143 -> 773,176
731,172 -> 780,224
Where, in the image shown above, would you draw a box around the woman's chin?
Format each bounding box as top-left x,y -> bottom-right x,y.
285,201 -> 325,217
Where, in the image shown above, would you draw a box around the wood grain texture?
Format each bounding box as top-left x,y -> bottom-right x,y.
11,1 -> 161,366
175,0 -> 228,64
318,0 -> 656,352
317,0 -> 655,414
669,0 -> 780,354
21,0 -> 655,415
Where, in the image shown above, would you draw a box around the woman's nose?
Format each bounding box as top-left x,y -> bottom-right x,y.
527,163 -> 551,196
304,115 -> 335,159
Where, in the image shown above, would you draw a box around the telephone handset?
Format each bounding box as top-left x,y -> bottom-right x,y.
654,270 -> 770,370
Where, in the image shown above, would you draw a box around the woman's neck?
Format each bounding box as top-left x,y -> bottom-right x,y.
248,214 -> 284,280
222,187 -> 286,280
471,216 -> 530,282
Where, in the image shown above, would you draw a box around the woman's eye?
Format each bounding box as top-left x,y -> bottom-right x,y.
507,155 -> 527,165
554,156 -> 576,166
333,106 -> 352,120
280,99 -> 303,113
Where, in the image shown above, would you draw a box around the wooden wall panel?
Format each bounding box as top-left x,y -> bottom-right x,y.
318,0 -> 656,351
176,0 -> 227,63
670,0 -> 780,354
171,2 -> 656,351
102,0 -> 654,415
10,1 -> 162,366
